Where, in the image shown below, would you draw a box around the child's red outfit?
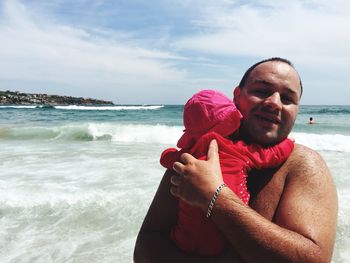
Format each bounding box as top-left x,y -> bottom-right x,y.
160,90 -> 294,256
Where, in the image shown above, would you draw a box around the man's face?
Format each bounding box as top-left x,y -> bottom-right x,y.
234,61 -> 301,146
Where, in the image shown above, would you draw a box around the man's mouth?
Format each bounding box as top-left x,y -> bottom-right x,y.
255,113 -> 281,124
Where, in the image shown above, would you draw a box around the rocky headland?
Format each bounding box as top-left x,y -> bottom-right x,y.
0,90 -> 114,106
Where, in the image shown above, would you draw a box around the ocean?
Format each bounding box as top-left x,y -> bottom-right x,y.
0,104 -> 349,262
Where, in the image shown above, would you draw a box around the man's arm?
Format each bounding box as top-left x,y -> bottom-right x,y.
133,169 -> 183,262
133,168 -> 240,262
172,142 -> 338,263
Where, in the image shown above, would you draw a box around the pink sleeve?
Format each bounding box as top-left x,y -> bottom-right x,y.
239,138 -> 294,169
160,148 -> 184,169
160,133 -> 216,169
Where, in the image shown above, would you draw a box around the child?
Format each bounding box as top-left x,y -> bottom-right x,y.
160,90 -> 294,256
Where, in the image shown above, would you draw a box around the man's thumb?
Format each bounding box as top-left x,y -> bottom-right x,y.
207,139 -> 219,161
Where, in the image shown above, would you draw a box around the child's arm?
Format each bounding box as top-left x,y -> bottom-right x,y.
160,133 -> 217,170
160,148 -> 186,169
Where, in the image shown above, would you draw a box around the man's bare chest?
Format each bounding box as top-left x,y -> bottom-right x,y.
248,167 -> 288,221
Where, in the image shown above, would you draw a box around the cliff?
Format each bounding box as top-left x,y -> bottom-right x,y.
0,90 -> 114,106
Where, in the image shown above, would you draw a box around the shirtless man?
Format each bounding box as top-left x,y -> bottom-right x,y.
134,58 -> 338,262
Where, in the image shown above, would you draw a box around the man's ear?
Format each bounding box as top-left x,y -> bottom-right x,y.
233,86 -> 240,105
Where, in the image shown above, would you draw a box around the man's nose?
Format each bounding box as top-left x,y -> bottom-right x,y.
263,92 -> 282,111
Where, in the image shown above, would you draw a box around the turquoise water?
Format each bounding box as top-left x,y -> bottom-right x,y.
0,105 -> 349,262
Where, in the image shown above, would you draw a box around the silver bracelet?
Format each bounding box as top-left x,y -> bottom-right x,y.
206,183 -> 227,218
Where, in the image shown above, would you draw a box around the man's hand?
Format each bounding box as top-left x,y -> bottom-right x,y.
170,139 -> 224,211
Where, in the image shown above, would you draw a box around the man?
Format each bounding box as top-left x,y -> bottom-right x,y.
134,58 -> 338,262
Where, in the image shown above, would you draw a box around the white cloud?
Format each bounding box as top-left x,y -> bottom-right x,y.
0,0 -> 190,103
174,0 -> 350,67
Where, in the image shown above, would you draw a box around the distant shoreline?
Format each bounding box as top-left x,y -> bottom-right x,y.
0,90 -> 114,106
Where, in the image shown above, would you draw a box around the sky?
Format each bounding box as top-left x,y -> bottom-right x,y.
0,0 -> 349,105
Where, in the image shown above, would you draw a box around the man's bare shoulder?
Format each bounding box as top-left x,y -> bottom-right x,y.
289,143 -> 323,163
282,143 -> 338,207
281,142 -> 336,200
286,143 -> 332,181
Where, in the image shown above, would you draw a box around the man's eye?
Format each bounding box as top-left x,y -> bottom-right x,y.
252,89 -> 269,96
282,96 -> 295,104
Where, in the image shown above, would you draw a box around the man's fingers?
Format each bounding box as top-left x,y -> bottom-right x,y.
170,186 -> 179,197
179,152 -> 195,164
207,139 -> 219,162
173,161 -> 185,175
170,175 -> 181,186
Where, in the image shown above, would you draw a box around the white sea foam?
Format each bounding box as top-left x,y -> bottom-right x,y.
292,132 -> 350,153
2,124 -> 350,153
332,188 -> 350,262
55,105 -> 164,110
0,139 -> 162,262
0,123 -> 184,144
0,105 -> 164,110
88,123 -> 182,144
0,189 -> 120,208
0,105 -> 37,109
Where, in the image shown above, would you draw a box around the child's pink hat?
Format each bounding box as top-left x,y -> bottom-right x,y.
177,89 -> 243,149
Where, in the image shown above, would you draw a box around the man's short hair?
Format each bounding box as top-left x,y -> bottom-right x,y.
238,57 -> 303,96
